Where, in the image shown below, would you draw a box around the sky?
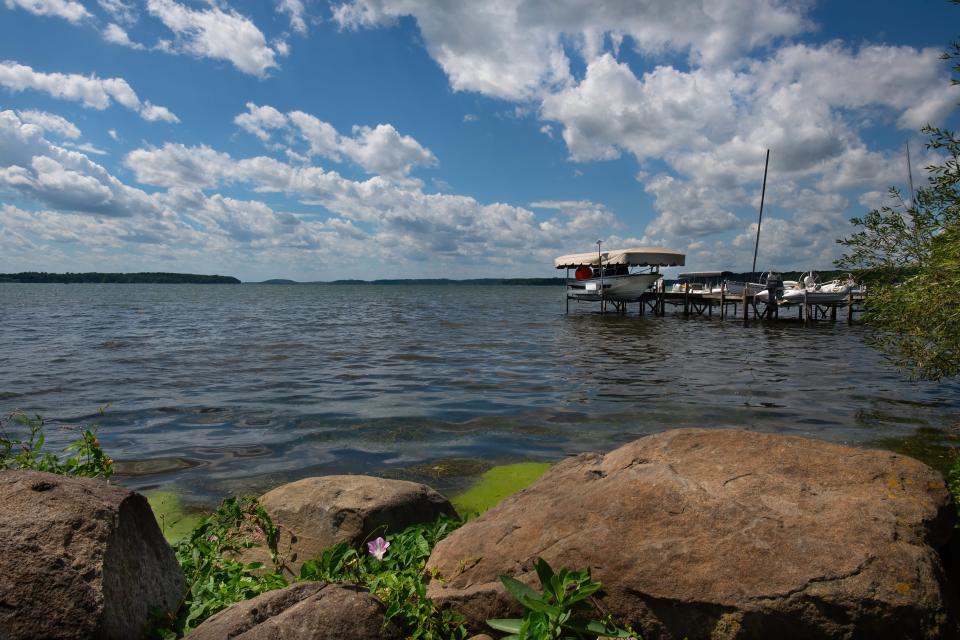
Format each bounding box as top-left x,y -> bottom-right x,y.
0,0 -> 958,281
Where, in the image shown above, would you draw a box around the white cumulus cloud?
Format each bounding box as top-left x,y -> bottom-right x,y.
332,0 -> 808,100
276,0 -> 307,34
5,0 -> 91,23
140,101 -> 180,123
0,61 -> 179,123
64,141 -> 108,155
98,0 -> 136,25
235,103 -> 437,179
103,23 -> 145,49
340,124 -> 437,178
146,0 -> 279,78
124,142 -> 232,189
0,110 -> 165,218
234,102 -> 288,142
15,110 -> 80,138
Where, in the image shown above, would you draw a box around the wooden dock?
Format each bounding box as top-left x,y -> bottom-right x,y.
568,286 -> 865,324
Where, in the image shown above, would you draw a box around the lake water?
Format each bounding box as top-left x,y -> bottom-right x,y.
2,283 -> 958,506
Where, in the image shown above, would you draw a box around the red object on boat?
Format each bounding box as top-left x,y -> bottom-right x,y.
574,266 -> 592,280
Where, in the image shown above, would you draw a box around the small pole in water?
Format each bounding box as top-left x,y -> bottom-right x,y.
597,240 -> 604,314
741,285 -> 748,324
752,149 -> 770,277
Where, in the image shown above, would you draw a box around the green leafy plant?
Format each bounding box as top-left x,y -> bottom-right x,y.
151,497 -> 288,638
488,558 -> 637,640
836,22 -> 960,380
299,515 -> 468,640
0,410 -> 114,479
948,454 -> 960,519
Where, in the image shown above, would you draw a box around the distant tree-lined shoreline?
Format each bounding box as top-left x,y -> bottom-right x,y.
1,272 -> 857,286
0,272 -> 241,284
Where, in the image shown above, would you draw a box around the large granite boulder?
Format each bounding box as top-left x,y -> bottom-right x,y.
186,582 -> 400,640
0,470 -> 185,640
248,475 -> 457,577
426,429 -> 957,639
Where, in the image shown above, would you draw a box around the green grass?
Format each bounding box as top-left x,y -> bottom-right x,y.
451,462 -> 551,515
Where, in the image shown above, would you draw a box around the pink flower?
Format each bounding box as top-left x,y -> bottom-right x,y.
367,536 -> 390,560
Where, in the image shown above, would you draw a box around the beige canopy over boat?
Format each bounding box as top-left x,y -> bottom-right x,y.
553,246 -> 686,269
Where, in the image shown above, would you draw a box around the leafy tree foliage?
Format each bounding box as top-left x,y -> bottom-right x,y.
836,30 -> 960,380
859,224 -> 960,380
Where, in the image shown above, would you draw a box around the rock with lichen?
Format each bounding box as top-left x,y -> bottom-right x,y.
426,428 -> 957,639
240,475 -> 457,577
0,470 -> 184,640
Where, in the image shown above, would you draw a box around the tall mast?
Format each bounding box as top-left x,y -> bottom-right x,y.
752,149 -> 770,276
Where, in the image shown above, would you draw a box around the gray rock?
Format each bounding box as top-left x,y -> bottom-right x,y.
244,475 -> 457,577
186,582 -> 401,640
0,470 -> 185,640
426,428 -> 957,639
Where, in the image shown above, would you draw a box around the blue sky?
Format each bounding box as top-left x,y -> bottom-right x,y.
1,0 -> 958,281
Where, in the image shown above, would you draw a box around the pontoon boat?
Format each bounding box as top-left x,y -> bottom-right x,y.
555,247 -> 685,302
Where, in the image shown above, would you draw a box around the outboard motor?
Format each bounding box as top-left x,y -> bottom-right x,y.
766,272 -> 783,300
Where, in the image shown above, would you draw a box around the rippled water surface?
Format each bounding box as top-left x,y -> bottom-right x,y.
2,283 -> 958,503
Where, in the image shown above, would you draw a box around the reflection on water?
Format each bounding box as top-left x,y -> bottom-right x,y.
1,283 -> 958,504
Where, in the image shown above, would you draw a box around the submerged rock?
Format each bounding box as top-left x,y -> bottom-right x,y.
0,470 -> 184,640
426,428 -> 957,639
247,475 -> 457,577
186,582 -> 399,640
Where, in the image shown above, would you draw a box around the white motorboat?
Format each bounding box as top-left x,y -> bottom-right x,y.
778,272 -> 853,304
671,271 -> 732,294
671,282 -> 708,293
555,246 -> 685,302
715,280 -> 767,296
751,272 -> 787,303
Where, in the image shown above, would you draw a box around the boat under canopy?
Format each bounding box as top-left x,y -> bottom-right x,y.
553,247 -> 686,269
556,246 -> 686,306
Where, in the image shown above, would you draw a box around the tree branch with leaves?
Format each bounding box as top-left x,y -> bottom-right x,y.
836,23 -> 960,380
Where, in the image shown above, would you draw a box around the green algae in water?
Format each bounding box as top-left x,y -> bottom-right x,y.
452,462 -> 551,516
146,490 -> 206,543
869,427 -> 960,476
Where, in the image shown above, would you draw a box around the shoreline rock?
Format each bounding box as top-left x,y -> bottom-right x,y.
5,428 -> 959,639
0,470 -> 185,640
243,474 -> 458,577
185,582 -> 400,640
425,428 -> 958,639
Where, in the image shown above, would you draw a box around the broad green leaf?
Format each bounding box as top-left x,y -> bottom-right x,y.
565,580 -> 601,603
487,618 -> 523,633
534,556 -> 555,587
518,596 -> 557,615
500,575 -> 540,602
580,620 -> 636,638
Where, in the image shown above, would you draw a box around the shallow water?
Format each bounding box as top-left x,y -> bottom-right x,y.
2,283 -> 957,504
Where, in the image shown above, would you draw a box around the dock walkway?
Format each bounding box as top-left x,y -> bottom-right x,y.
567,288 -> 865,324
